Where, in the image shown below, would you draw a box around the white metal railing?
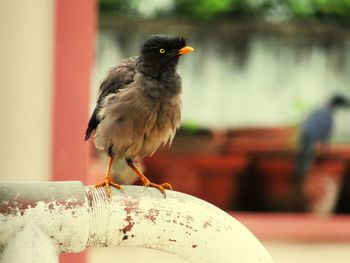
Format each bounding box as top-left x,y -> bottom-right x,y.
0,181 -> 273,263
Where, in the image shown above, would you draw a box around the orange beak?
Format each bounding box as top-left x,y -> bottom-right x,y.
178,46 -> 194,55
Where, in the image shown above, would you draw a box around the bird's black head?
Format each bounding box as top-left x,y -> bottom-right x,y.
328,94 -> 350,109
139,35 -> 193,72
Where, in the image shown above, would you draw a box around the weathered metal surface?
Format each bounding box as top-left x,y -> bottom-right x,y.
1,224 -> 58,263
0,181 -> 89,256
0,182 -> 274,263
86,185 -> 273,263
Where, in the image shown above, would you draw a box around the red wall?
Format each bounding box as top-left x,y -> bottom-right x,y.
52,0 -> 96,262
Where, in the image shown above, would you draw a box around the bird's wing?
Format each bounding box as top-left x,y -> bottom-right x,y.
301,108 -> 333,142
296,108 -> 333,177
85,56 -> 139,141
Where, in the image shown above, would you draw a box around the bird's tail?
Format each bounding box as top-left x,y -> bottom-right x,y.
294,137 -> 314,179
85,127 -> 94,141
85,108 -> 100,141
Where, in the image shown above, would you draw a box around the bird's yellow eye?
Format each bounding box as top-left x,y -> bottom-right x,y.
159,48 -> 165,54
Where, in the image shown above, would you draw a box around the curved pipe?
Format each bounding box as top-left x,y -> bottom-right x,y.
0,182 -> 273,263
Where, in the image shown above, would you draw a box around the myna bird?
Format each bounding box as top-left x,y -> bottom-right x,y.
295,94 -> 350,179
85,35 -> 193,197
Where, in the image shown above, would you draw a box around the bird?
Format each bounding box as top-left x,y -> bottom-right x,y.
85,35 -> 193,197
295,94 -> 350,179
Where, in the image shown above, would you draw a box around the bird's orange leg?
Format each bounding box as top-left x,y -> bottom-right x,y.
126,159 -> 172,197
95,156 -> 123,198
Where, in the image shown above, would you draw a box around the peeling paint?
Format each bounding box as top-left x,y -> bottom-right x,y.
54,200 -> 83,210
0,201 -> 38,216
144,208 -> 159,224
122,197 -> 140,215
185,215 -> 194,222
122,215 -> 135,234
203,221 -> 212,229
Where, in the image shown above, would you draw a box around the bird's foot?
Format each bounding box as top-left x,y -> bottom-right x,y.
95,177 -> 124,198
125,158 -> 172,197
142,180 -> 172,198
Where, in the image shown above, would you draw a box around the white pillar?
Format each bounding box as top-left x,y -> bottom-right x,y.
0,0 -> 55,181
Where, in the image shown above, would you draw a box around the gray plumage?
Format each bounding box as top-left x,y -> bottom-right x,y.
94,64 -> 182,159
295,107 -> 333,177
295,95 -> 350,178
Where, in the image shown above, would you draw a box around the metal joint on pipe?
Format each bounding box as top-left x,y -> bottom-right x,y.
0,182 -> 273,263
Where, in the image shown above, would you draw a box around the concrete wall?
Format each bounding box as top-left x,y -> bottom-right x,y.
94,22 -> 350,141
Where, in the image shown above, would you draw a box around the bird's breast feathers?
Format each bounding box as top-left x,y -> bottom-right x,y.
94,81 -> 181,159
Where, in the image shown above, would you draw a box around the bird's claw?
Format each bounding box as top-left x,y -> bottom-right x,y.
143,180 -> 172,197
95,177 -> 124,198
161,183 -> 173,190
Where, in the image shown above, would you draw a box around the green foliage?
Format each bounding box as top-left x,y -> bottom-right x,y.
314,0 -> 350,15
174,0 -> 237,18
181,121 -> 202,135
99,0 -> 137,12
286,0 -> 350,17
99,0 -> 350,20
288,0 -> 315,17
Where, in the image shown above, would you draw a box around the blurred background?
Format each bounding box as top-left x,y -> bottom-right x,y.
1,0 -> 350,262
